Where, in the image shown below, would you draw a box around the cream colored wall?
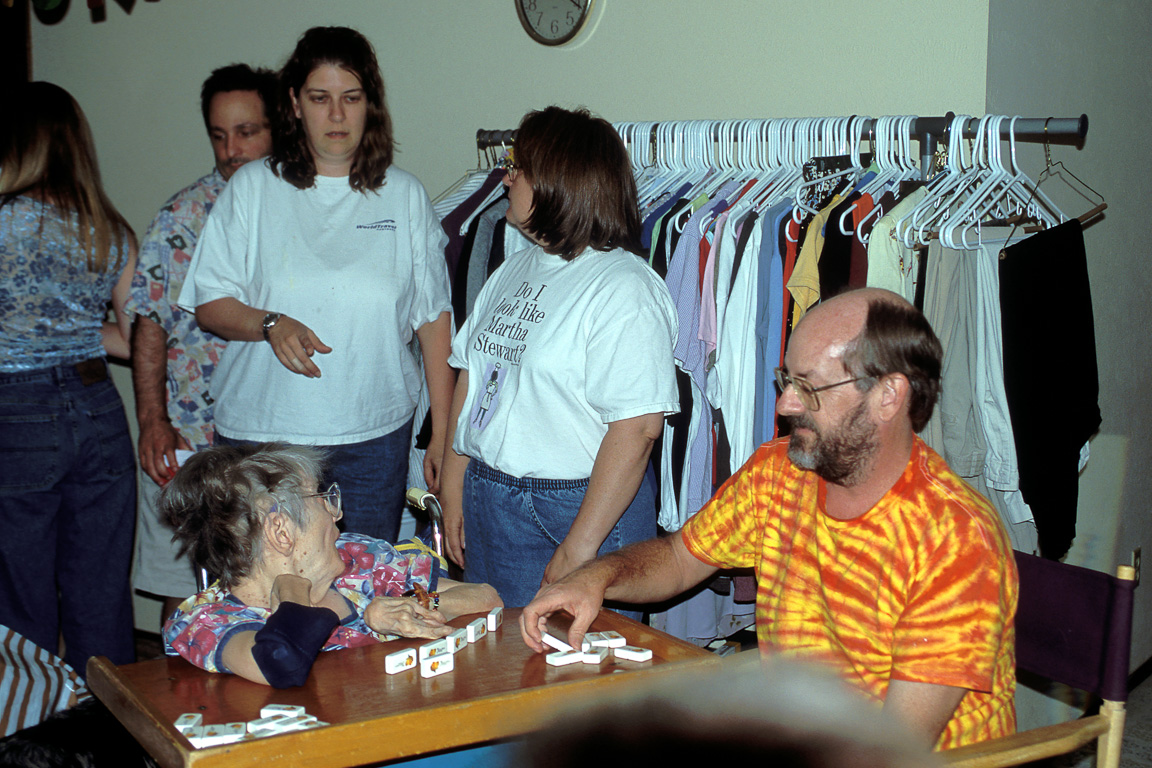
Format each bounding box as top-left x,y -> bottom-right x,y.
987,1 -> 1152,670
30,0 -> 990,631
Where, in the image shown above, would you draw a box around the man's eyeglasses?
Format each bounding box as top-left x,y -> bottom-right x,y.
773,367 -> 871,411
304,482 -> 342,520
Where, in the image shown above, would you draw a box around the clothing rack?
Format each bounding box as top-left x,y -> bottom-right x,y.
476,114 -> 1088,178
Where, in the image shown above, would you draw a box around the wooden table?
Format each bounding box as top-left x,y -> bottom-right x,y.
87,609 -> 718,767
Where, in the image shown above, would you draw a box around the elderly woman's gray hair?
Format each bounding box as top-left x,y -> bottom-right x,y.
161,442 -> 328,589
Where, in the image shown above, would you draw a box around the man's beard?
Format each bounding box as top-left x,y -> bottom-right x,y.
785,399 -> 878,486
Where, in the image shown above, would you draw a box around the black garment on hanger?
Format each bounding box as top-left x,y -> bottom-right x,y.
999,220 -> 1101,560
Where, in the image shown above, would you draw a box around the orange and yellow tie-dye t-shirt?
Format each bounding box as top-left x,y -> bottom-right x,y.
681,436 -> 1017,750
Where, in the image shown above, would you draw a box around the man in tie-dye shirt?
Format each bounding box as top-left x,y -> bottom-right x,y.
522,288 -> 1017,752
125,64 -> 275,623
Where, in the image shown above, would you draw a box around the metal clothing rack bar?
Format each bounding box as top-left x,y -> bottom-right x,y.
475,115 -> 1089,174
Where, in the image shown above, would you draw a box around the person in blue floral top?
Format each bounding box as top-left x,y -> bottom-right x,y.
161,443 -> 501,687
125,64 -> 277,623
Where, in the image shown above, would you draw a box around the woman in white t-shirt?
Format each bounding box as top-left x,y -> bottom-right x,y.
181,27 -> 452,543
441,107 -> 679,609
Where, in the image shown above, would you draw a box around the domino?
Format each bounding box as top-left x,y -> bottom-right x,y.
420,652 -> 455,678
418,637 -> 451,661
385,647 -> 417,674
545,650 -> 585,666
447,627 -> 468,653
583,632 -> 609,647
466,617 -> 487,642
276,714 -> 320,733
246,714 -> 292,733
174,713 -> 202,733
486,606 -> 503,631
580,646 -> 609,664
259,703 -> 305,719
541,631 -> 573,653
191,722 -> 247,748
613,645 -> 653,662
598,630 -> 627,648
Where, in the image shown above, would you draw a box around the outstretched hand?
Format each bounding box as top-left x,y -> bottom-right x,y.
266,315 -> 332,378
519,566 -> 608,654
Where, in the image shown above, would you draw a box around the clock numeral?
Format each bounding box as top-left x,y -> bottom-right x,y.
524,0 -> 536,10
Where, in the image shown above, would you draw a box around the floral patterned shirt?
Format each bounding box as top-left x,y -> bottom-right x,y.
123,170 -> 227,449
1,196 -> 130,372
162,533 -> 441,674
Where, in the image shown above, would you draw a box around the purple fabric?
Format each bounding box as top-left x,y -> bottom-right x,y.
1013,550 -> 1135,702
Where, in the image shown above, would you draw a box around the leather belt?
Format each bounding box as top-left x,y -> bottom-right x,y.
74,358 -> 108,386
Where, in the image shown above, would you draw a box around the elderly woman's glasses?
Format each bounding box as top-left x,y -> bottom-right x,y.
773,367 -> 870,412
304,483 -> 342,519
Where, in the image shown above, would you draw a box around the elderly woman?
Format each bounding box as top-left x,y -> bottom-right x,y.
161,443 -> 500,688
179,26 -> 453,543
440,107 -> 679,609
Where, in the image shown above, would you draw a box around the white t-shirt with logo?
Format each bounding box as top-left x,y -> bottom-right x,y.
179,161 -> 449,444
449,244 -> 679,479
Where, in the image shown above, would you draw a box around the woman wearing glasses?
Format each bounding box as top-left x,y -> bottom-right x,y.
161,443 -> 499,688
440,107 -> 679,609
179,27 -> 452,543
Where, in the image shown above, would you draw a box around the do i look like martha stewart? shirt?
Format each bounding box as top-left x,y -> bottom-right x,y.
449,244 -> 679,479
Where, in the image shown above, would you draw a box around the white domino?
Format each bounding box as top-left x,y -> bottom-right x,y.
420,652 -> 455,678
276,714 -> 320,733
190,722 -> 247,747
541,631 -> 573,653
583,632 -> 608,647
174,713 -> 202,733
486,606 -> 503,631
580,646 -> 609,664
259,703 -> 304,719
613,645 -> 653,662
598,630 -> 627,648
246,714 -> 291,733
418,637 -> 451,661
466,617 -> 487,642
447,627 -> 468,653
385,647 -> 417,674
545,650 -> 585,666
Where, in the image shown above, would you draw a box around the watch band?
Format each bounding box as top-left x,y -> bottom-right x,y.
261,312 -> 282,342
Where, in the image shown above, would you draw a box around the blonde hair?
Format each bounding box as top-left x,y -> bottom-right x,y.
0,81 -> 131,272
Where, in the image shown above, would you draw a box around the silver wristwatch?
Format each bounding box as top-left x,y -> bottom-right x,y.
261,312 -> 282,342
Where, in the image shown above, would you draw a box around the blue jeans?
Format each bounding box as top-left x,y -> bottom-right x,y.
217,417 -> 412,542
0,361 -> 137,671
461,461 -> 658,611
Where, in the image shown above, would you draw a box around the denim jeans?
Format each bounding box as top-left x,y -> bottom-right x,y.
217,417 -> 412,543
0,362 -> 137,671
461,461 -> 658,611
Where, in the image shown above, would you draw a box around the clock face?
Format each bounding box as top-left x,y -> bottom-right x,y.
515,0 -> 594,46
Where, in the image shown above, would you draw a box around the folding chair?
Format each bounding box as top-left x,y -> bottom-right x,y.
941,551 -> 1136,768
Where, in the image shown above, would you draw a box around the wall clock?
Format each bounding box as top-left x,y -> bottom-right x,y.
515,0 -> 597,47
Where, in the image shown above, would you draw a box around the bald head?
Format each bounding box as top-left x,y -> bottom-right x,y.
793,289 -> 942,433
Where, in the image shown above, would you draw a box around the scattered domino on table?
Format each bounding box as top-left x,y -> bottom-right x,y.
466,617 -> 487,642
486,606 -> 503,631
541,631 -> 573,653
580,646 -> 609,664
447,627 -> 468,653
174,713 -> 202,733
613,645 -> 653,662
259,703 -> 304,719
420,652 -> 455,678
385,646 -> 417,674
545,650 -> 585,666
418,636 -> 451,661
597,630 -> 627,648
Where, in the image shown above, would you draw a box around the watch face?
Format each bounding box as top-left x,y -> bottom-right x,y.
516,0 -> 592,46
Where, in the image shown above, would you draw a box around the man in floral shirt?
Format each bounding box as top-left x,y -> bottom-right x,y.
126,64 -> 275,622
